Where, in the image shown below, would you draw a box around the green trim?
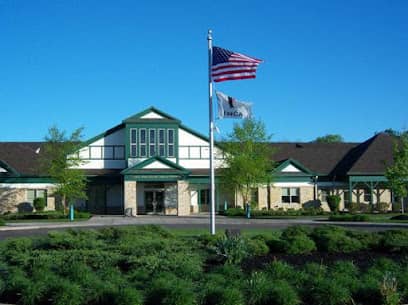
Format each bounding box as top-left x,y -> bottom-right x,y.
273,176 -> 313,182
349,176 -> 388,183
82,123 -> 125,147
348,171 -> 387,175
122,107 -> 181,123
0,177 -> 55,183
0,160 -> 20,176
124,175 -> 181,182
273,158 -> 315,176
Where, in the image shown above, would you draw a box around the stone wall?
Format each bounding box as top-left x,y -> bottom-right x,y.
0,186 -> 57,214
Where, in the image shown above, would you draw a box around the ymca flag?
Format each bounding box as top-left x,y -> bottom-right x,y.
212,46 -> 263,82
216,91 -> 252,119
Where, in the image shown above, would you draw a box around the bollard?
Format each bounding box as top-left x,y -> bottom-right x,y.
69,204 -> 74,221
246,202 -> 251,219
224,200 -> 228,211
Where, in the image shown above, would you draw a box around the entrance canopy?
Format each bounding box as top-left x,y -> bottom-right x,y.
121,156 -> 190,182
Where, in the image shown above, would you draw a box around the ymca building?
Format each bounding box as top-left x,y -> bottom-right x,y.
0,107 -> 401,215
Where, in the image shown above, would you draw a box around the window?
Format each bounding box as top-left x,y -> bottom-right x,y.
26,189 -> 47,206
281,187 -> 300,203
363,188 -> 371,202
149,129 -> 156,156
168,129 -> 175,157
158,129 -> 165,157
130,128 -> 137,157
139,129 -> 147,157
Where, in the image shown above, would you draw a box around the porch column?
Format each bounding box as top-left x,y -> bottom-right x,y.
124,180 -> 137,216
177,180 -> 190,216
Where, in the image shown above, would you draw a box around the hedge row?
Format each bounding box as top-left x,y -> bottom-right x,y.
0,210 -> 91,220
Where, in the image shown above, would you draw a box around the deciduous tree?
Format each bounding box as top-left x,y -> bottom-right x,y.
41,126 -> 87,213
385,133 -> 408,213
221,118 -> 275,207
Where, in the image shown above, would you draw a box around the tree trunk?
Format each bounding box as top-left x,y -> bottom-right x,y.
62,194 -> 67,215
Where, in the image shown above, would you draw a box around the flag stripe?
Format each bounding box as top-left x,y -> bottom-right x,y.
211,46 -> 262,82
213,74 -> 256,83
212,68 -> 258,77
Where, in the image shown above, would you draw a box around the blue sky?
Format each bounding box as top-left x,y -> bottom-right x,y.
1,0 -> 407,143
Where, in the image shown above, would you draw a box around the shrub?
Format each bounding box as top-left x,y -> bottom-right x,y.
311,226 -> 364,253
279,226 -> 316,254
225,208 -> 245,217
33,197 -> 46,212
380,272 -> 400,305
0,218 -> 5,226
212,233 -> 248,264
308,276 -> 352,305
265,261 -> 299,285
376,202 -> 390,213
202,281 -> 245,305
390,214 -> 408,221
269,280 -> 300,305
146,272 -> 197,305
380,230 -> 408,252
327,195 -> 341,213
246,271 -> 274,305
329,214 -> 371,222
247,236 -> 269,256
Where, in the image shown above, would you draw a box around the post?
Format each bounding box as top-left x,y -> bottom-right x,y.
208,29 -> 216,235
69,203 -> 74,221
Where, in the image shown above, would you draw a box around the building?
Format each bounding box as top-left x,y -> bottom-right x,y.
0,107 -> 403,215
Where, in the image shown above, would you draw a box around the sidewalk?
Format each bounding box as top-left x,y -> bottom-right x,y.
1,215 -> 408,232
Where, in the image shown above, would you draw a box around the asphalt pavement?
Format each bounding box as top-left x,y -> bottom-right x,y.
0,215 -> 407,239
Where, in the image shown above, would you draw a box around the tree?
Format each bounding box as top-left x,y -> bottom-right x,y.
41,126 -> 87,213
385,133 -> 408,213
314,134 -> 344,143
221,118 -> 275,207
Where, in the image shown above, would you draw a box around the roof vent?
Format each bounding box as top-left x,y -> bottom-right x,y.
35,147 -> 41,154
296,143 -> 303,148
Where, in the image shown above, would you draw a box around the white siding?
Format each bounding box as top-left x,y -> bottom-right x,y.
88,128 -> 125,146
178,129 -> 209,146
140,112 -> 165,119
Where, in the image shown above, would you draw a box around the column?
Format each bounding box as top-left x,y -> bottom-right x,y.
124,180 -> 137,216
177,180 -> 190,216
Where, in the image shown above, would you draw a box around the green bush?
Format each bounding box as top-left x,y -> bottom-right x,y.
327,195 -> 341,213
0,218 -> 5,226
390,214 -> 408,221
269,280 -> 300,305
380,230 -> 408,252
308,276 -> 352,305
246,236 -> 269,256
33,197 -> 46,212
346,201 -> 360,214
279,226 -> 316,254
311,226 -> 364,253
224,208 -> 245,216
375,202 -> 390,213
0,210 -> 91,220
329,214 -> 371,222
146,272 -> 197,305
265,261 -> 300,285
212,233 -> 248,264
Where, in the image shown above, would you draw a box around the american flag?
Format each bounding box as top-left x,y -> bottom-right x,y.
211,46 -> 263,82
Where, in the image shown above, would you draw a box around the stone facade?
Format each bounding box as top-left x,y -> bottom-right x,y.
124,181 -> 137,216
177,180 -> 190,216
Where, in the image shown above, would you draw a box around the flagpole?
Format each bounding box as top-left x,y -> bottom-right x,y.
208,29 -> 216,235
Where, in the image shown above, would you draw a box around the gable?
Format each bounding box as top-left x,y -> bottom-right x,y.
0,167 -> 7,173
280,164 -> 302,173
143,160 -> 172,169
274,159 -> 314,176
140,112 -> 165,119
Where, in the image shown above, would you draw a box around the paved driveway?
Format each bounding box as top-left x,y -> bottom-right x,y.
0,215 -> 407,240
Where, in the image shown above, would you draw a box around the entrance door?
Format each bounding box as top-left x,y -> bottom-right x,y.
144,191 -> 164,214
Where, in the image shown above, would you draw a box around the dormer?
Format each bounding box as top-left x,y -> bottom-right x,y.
123,107 -> 180,167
